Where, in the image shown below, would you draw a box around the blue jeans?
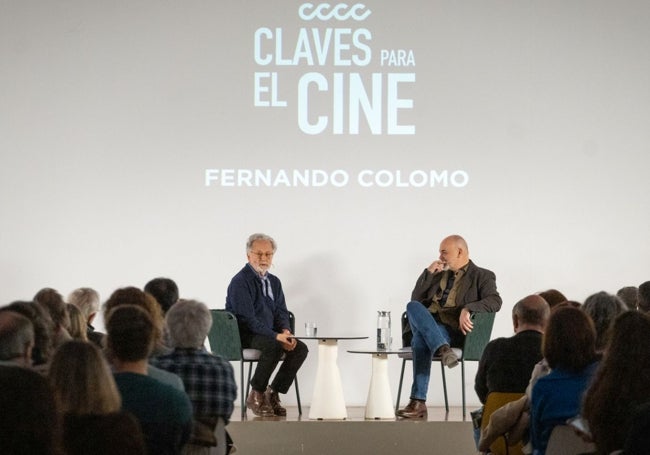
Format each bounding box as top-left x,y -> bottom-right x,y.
406,300 -> 452,400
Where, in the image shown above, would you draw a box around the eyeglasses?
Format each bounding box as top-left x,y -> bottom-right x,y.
250,251 -> 274,259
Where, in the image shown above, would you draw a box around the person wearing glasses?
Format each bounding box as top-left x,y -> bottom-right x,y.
226,233 -> 308,417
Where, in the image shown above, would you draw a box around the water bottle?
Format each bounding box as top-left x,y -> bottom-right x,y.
377,310 -> 391,350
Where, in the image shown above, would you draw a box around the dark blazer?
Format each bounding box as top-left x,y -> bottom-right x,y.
410,259 -> 502,330
402,261 -> 502,346
225,264 -> 291,339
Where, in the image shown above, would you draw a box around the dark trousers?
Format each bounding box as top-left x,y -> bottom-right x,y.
242,334 -> 308,394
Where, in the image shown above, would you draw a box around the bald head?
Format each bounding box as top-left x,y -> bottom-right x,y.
439,235 -> 470,271
512,294 -> 550,332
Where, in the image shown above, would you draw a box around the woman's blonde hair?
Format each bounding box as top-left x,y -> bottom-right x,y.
66,304 -> 88,342
48,340 -> 121,414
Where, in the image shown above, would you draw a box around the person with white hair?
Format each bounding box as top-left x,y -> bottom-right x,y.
152,299 -> 237,452
226,233 -> 308,417
68,287 -> 104,347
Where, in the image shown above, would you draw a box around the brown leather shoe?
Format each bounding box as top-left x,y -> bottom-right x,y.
246,389 -> 274,417
439,344 -> 459,368
396,399 -> 428,419
265,387 -> 287,416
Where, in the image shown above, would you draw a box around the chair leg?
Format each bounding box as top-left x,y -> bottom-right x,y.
246,362 -> 254,399
461,360 -> 466,420
395,359 -> 406,412
440,362 -> 449,413
294,376 -> 302,415
240,361 -> 246,419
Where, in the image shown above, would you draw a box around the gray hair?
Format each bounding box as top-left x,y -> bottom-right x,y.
165,299 -> 212,348
246,233 -> 277,253
68,287 -> 100,319
582,291 -> 627,351
0,310 -> 35,361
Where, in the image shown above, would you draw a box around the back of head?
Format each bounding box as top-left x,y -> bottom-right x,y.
68,288 -> 100,320
582,291 -> 627,351
6,300 -> 53,365
616,286 -> 639,311
106,305 -> 155,362
48,340 -> 121,415
165,299 -> 212,348
0,309 -> 34,363
603,311 -> 650,375
543,306 -> 597,372
638,281 -> 650,312
512,294 -> 550,328
0,365 -> 63,455
144,278 -> 179,314
104,287 -> 164,344
66,304 -> 88,341
537,289 -> 568,309
34,287 -> 69,330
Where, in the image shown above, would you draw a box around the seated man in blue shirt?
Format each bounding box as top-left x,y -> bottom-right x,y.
226,233 -> 308,417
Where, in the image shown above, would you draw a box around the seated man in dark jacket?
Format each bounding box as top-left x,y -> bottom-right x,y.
397,234 -> 502,419
226,233 -> 308,417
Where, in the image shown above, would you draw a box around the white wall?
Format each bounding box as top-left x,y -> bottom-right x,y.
1,0 -> 649,407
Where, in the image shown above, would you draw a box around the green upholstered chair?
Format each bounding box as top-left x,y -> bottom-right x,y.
395,311 -> 496,419
208,309 -> 302,418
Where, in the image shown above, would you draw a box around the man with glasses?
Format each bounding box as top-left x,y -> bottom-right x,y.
226,233 -> 308,417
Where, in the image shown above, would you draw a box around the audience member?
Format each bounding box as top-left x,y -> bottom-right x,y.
152,299 -> 237,452
49,340 -> 122,414
104,286 -> 167,354
581,291 -> 626,352
68,287 -> 104,347
0,364 -> 64,454
536,289 -> 568,309
226,233 -> 308,417
530,306 -> 599,454
34,288 -> 71,349
582,311 -> 650,454
480,301 -> 579,453
104,286 -> 184,390
106,304 -> 192,455
397,234 -> 502,419
0,308 -> 35,367
616,285 -> 639,311
637,281 -> 650,312
48,340 -> 146,455
66,303 -> 88,341
5,300 -> 53,368
144,277 -> 179,314
475,295 -> 549,404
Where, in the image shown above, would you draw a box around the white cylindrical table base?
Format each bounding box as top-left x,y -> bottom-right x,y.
308,339 -> 347,420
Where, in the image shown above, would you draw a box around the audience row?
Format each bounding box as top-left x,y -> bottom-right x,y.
2,280 -> 650,454
0,278 -> 236,455
476,284 -> 650,455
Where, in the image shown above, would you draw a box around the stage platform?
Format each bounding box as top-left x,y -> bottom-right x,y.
228,406 -> 477,454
